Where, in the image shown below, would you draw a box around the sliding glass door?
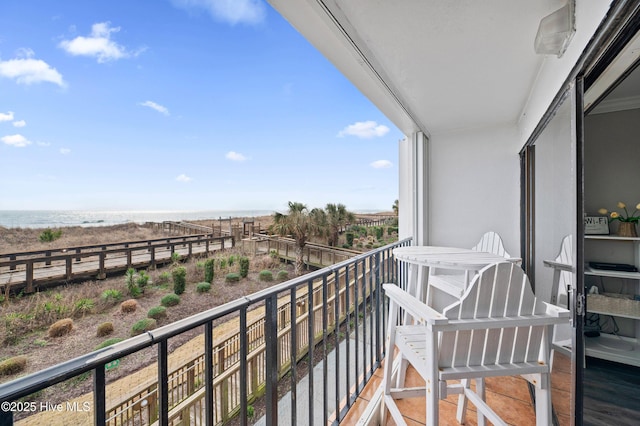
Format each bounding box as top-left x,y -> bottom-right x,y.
521,81 -> 584,425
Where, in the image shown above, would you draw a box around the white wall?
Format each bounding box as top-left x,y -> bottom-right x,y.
427,124 -> 521,256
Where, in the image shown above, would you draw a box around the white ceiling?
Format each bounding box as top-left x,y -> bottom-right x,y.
270,0 -> 570,136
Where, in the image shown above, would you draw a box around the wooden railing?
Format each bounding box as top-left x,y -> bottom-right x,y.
0,234 -> 233,293
242,236 -> 359,269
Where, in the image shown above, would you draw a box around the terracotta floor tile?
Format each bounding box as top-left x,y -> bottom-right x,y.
485,376 -> 531,403
485,390 -> 535,425
340,397 -> 371,424
556,412 -> 571,426
551,387 -> 571,419
551,352 -> 572,374
551,369 -> 572,393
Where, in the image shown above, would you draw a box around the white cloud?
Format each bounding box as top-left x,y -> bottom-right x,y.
1,134 -> 31,147
13,120 -> 26,128
0,57 -> 65,86
226,151 -> 247,161
176,174 -> 192,182
338,121 -> 390,139
172,0 -> 266,25
0,111 -> 15,122
370,160 -> 393,169
59,148 -> 71,155
37,141 -> 51,147
139,100 -> 170,116
58,22 -> 142,63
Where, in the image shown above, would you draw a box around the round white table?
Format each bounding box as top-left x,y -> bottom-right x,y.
392,246 -> 512,304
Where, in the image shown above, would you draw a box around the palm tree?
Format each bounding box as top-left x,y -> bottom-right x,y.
392,199 -> 399,215
270,202 -> 323,274
324,203 -> 355,247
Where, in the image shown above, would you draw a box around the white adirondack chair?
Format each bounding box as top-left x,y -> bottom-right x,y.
428,231 -> 520,298
383,262 -> 570,426
543,234 -> 575,367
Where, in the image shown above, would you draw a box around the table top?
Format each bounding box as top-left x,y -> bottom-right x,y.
392,246 -> 509,271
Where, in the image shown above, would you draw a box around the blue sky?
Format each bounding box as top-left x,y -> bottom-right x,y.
0,0 -> 400,213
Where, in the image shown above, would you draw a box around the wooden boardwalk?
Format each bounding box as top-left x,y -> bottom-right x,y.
0,234 -> 234,294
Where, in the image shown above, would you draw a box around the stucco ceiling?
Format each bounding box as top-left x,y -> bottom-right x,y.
270,0 -> 573,136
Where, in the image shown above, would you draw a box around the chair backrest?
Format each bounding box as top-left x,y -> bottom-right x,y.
438,262 -> 548,368
471,231 -> 511,258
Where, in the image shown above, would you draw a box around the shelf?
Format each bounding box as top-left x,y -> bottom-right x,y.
584,232 -> 640,367
587,308 -> 640,321
585,235 -> 640,242
585,333 -> 640,367
584,266 -> 640,280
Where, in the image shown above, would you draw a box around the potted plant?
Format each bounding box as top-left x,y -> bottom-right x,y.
598,202 -> 640,237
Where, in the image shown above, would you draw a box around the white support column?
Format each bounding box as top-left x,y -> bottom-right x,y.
399,131 -> 429,245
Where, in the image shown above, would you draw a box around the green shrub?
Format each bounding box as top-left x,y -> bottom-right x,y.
228,255 -> 236,266
161,293 -> 180,307
0,356 -> 27,376
269,250 -> 278,259
239,257 -> 250,278
171,252 -> 181,264
101,289 -> 122,304
346,232 -> 354,247
131,318 -> 157,336
204,258 -> 215,283
147,306 -> 167,320
374,226 -> 384,240
96,322 -> 114,337
94,338 -> 123,350
136,270 -> 150,288
125,268 -> 142,298
258,270 -> 273,282
39,228 -> 62,242
73,298 -> 95,316
219,258 -> 227,269
225,273 -> 240,283
276,270 -> 289,281
157,271 -> 171,285
172,266 -> 187,295
196,282 -> 211,293
387,226 -> 398,235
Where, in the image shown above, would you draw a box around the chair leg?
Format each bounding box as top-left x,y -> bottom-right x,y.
425,330 -> 439,426
456,379 -> 470,424
476,378 -> 486,426
396,357 -> 409,388
535,374 -> 552,426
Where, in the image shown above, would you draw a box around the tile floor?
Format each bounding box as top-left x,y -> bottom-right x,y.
342,352 -> 572,425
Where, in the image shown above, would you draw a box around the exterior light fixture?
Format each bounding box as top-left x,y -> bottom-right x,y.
534,0 -> 575,58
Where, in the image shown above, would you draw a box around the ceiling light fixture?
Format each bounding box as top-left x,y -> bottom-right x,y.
534,0 -> 576,58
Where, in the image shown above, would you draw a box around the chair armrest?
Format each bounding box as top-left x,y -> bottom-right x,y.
543,260 -> 574,272
383,284 -> 448,325
543,302 -> 572,318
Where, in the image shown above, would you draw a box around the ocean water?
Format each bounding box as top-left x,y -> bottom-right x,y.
0,210 -> 275,229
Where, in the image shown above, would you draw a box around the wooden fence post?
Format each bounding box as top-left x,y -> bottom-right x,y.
150,247 -> 156,269
66,258 -> 72,281
25,261 -> 34,293
9,255 -> 15,271
45,251 -> 51,266
98,252 -> 106,279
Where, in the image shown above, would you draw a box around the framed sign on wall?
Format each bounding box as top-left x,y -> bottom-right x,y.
585,216 -> 609,235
